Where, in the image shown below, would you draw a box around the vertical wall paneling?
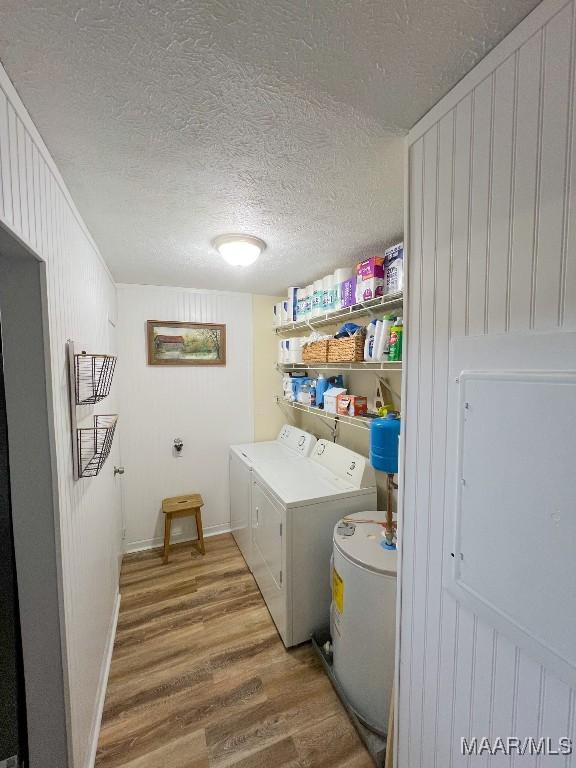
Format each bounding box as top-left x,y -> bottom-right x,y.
401,1 -> 576,765
397,136 -> 423,766
468,76 -> 493,337
420,111 -> 455,765
0,63 -> 120,768
488,55 -> 516,334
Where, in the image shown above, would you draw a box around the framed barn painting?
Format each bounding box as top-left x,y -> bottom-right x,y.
147,320 -> 226,366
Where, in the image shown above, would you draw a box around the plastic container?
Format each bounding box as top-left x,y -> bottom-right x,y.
364,320 -> 377,361
370,414 -> 401,474
388,320 -> 403,362
373,314 -> 396,361
315,374 -> 330,408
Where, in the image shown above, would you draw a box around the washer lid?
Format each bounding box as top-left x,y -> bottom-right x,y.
333,510 -> 398,576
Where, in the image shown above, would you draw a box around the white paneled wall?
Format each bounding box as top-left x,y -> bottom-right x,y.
400,0 -> 576,765
117,284 -> 253,551
0,66 -> 121,768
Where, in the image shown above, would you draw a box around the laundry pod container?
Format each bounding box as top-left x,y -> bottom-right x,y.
330,510 -> 397,735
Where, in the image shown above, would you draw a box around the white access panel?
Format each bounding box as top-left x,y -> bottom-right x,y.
449,369 -> 576,686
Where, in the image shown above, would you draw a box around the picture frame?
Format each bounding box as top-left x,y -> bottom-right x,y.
147,320 -> 226,366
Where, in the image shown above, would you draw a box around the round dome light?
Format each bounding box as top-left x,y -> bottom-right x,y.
213,234 -> 266,267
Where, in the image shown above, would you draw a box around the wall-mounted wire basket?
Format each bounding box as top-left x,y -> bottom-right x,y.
67,341 -> 119,480
73,351 -> 117,405
76,415 -> 118,478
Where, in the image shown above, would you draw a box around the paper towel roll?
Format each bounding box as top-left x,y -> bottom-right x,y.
312,279 -> 324,317
287,287 -> 300,322
333,267 -> 354,284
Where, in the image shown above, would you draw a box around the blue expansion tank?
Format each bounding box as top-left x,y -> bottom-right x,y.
370,413 -> 401,474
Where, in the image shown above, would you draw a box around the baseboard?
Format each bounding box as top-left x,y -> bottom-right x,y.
124,523 -> 231,554
85,591 -> 120,768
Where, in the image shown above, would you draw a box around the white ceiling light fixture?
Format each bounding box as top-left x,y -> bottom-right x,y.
213,234 -> 266,267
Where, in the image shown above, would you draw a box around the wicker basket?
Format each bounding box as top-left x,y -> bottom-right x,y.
302,340 -> 329,363
327,330 -> 366,363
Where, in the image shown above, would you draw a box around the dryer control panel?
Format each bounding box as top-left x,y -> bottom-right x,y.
310,440 -> 376,489
277,424 -> 317,456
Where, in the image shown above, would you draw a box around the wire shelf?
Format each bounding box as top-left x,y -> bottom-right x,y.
277,361 -> 402,372
76,415 -> 118,478
74,351 -> 117,405
274,292 -> 403,334
276,396 -> 375,431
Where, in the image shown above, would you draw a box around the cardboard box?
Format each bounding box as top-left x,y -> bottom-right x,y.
336,394 -> 368,417
355,256 -> 386,303
384,242 -> 404,294
323,387 -> 347,414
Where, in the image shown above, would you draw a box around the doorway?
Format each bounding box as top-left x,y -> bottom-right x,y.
0,225 -> 69,768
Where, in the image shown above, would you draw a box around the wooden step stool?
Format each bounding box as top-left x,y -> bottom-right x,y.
162,493 -> 205,564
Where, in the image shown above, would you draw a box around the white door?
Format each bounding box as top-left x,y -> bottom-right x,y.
229,451 -> 252,569
251,479 -> 287,643
108,315 -> 124,573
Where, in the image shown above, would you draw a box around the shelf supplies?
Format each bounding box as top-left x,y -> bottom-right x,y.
337,394 -> 368,417
355,255 -> 385,303
323,386 -> 347,414
384,242 -> 404,294
315,374 -> 330,407
296,289 -> 304,321
332,267 -> 353,311
380,314 -> 396,358
287,287 -> 300,322
273,302 -> 282,326
339,274 -> 357,309
321,274 -> 336,313
388,319 -> 403,362
333,322 -> 363,339
363,315 -> 398,362
278,336 -> 306,364
312,279 -> 324,317
364,320 -> 377,361
305,284 -> 314,319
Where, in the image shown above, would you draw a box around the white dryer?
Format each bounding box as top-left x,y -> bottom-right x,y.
250,439 -> 377,647
229,424 -> 316,571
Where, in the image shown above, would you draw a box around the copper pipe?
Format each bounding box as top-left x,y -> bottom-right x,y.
385,473 -> 396,547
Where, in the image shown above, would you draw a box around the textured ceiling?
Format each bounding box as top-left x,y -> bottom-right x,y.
0,0 -> 539,294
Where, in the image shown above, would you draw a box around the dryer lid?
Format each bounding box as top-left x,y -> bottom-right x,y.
230,425 -> 316,466
309,440 -> 376,489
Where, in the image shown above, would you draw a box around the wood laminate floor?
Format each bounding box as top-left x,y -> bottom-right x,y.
96,534 -> 373,768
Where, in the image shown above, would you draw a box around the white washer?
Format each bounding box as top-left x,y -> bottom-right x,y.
331,510 -> 397,735
229,424 -> 316,571
250,440 -> 377,647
